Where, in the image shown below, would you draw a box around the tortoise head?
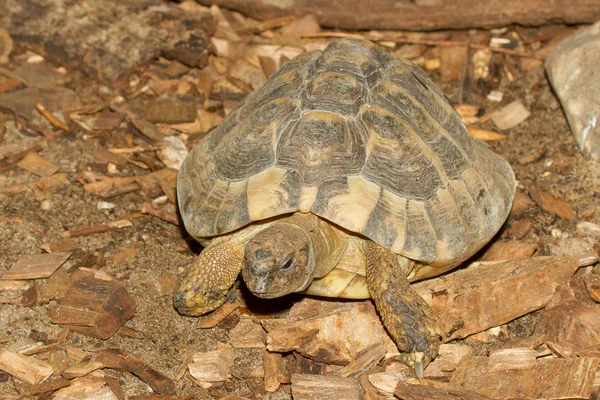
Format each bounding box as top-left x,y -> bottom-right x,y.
242,223 -> 314,299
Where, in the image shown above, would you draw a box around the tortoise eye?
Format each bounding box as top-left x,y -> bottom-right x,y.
280,257 -> 294,271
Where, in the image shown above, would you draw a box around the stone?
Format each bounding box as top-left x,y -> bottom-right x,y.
546,21 -> 600,160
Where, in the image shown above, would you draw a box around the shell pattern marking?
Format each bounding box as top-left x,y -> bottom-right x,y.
177,38 -> 516,270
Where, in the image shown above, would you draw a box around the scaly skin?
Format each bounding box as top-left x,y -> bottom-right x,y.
173,224 -> 271,316
365,241 -> 442,378
173,237 -> 245,316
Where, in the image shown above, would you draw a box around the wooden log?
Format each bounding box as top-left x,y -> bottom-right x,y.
4,0 -> 216,82
450,356 -> 599,399
291,374 -> 363,400
48,269 -> 136,339
414,256 -> 579,341
196,0 -> 600,31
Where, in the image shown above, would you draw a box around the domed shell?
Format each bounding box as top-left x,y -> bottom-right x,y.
178,38 -> 516,270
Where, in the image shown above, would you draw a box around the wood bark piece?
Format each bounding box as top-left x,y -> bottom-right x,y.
196,0 -> 600,30
414,256 -> 579,341
0,87 -> 81,119
198,303 -> 239,329
264,299 -> 396,365
263,351 -> 282,392
450,356 -> 599,399
92,349 -> 176,395
534,289 -> 600,357
487,348 -> 537,371
481,241 -> 537,262
335,343 -> 387,378
83,177 -> 140,198
51,370 -> 115,399
62,220 -> 133,238
14,376 -> 70,396
48,269 -> 135,339
0,280 -> 37,305
229,319 -> 266,348
1,252 -> 71,280
291,374 -> 363,400
0,350 -> 53,385
2,0 -> 216,83
188,348 -> 238,383
16,152 -> 59,176
424,343 -> 472,380
395,381 -> 491,400
530,186 -> 575,220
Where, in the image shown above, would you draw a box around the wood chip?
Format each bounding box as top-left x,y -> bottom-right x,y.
510,191 -> 536,214
130,118 -> 166,142
518,148 -> 545,164
138,203 -> 179,225
157,136 -> 188,170
2,252 -> 71,280
491,100 -> 531,130
450,356 -> 599,399
229,319 -> 267,348
585,273 -> 600,303
530,186 -> 574,220
92,348 -> 176,395
62,219 -> 133,238
578,221 -> 600,237
488,347 -> 537,371
198,303 -> 239,328
14,376 -> 70,397
337,343 -> 387,379
188,348 -> 238,383
263,351 -> 282,392
291,374 -> 363,400
35,103 -> 70,132
424,343 -> 473,380
467,127 -> 506,141
414,256 -> 578,341
16,152 -> 59,176
440,43 -> 468,82
535,289 -> 600,357
481,240 -> 537,262
62,359 -> 105,379
0,350 -> 53,385
0,280 -> 37,306
264,299 -> 396,365
395,381 -> 490,400
83,177 -> 140,198
146,99 -> 197,124
48,268 -> 136,339
502,219 -> 532,239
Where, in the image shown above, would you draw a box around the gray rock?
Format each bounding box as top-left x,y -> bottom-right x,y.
546,22 -> 600,160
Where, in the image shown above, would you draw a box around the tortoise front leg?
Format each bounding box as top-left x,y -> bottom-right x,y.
174,236 -> 245,316
365,241 -> 442,378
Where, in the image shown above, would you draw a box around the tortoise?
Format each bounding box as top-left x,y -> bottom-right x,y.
174,38 -> 516,377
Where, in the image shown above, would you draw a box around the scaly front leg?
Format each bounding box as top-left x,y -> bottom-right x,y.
365,241 -> 442,378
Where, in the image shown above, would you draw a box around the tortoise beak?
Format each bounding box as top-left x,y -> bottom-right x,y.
247,275 -> 272,296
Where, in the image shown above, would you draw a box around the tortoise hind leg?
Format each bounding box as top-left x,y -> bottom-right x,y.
365,241 -> 442,378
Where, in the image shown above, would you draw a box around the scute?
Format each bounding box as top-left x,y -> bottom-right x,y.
178,38 -> 516,270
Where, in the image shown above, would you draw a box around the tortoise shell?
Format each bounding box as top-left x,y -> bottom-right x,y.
177,38 -> 515,271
